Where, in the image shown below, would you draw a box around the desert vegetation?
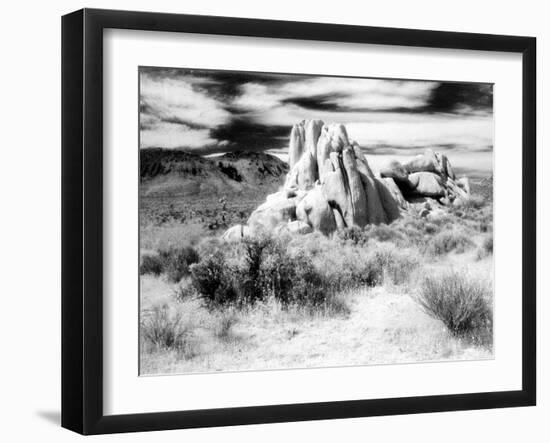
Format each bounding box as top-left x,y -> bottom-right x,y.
140,198 -> 493,374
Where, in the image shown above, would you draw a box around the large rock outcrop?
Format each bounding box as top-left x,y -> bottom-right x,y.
223,120 -> 471,239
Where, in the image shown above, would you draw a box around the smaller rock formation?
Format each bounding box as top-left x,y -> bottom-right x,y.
408,172 -> 445,198
379,160 -> 409,183
380,148 -> 472,206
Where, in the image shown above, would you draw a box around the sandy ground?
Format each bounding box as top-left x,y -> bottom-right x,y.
139,256 -> 493,375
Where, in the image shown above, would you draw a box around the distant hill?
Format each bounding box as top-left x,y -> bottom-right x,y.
140,148 -> 289,199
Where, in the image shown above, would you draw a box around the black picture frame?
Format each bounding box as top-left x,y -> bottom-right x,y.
62,8 -> 536,435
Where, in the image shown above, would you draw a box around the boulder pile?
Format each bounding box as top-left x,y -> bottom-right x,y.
379,149 -> 470,205
222,119 -> 471,240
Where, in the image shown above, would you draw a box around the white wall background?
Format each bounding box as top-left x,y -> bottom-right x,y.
0,0 -> 546,441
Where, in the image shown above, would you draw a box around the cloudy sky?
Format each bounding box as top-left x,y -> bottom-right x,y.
139,67 -> 493,177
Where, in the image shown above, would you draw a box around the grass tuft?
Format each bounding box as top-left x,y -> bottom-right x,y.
214,310 -> 239,342
414,270 -> 492,344
369,243 -> 420,285
141,304 -> 197,357
427,229 -> 475,255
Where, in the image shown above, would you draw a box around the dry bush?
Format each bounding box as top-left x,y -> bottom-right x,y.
369,243 -> 420,285
190,251 -> 238,308
141,304 -> 197,357
414,270 -> 492,344
190,231 -> 418,314
295,233 -> 419,289
322,292 -> 352,317
450,197 -> 493,234
173,278 -> 197,301
190,235 -> 349,313
214,310 -> 239,341
338,224 -> 406,246
455,195 -> 486,210
239,236 -> 275,304
159,245 -> 200,283
336,226 -> 365,244
243,236 -> 332,308
387,215 -> 446,247
476,234 -> 494,260
312,244 -> 382,290
427,229 -> 475,255
140,245 -> 201,282
288,231 -> 334,258
140,253 -> 164,276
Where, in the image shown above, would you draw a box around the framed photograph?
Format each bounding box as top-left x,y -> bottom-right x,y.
62,8 -> 536,435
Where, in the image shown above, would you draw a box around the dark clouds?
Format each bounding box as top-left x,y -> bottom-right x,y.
281,94 -> 345,112
139,66 -> 493,171
211,119 -> 289,153
424,83 -> 493,114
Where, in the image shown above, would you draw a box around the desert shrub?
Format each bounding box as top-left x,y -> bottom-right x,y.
322,292 -> 352,317
173,278 -> 197,301
369,243 -> 420,285
141,304 -> 195,355
387,216 -> 435,247
426,213 -> 455,229
191,235 -> 341,310
337,226 -> 368,245
283,254 -> 331,306
337,224 -> 409,246
159,246 -> 200,282
317,241 -> 418,288
190,251 -> 238,308
476,235 -> 494,260
252,237 -> 330,307
238,236 -> 275,304
258,240 -> 299,303
288,231 -> 333,258
337,216 -> 449,251
313,245 -> 383,290
427,230 -> 475,255
140,253 -> 164,276
415,271 -> 492,341
363,224 -> 405,244
450,197 -> 492,234
455,195 -> 485,210
214,310 -> 239,341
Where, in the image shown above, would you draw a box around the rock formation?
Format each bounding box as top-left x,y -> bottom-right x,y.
222,119 -> 472,239
381,149 -> 470,204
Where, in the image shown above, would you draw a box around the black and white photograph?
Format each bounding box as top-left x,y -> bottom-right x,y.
1,0 -> 545,439
138,66 -> 494,375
